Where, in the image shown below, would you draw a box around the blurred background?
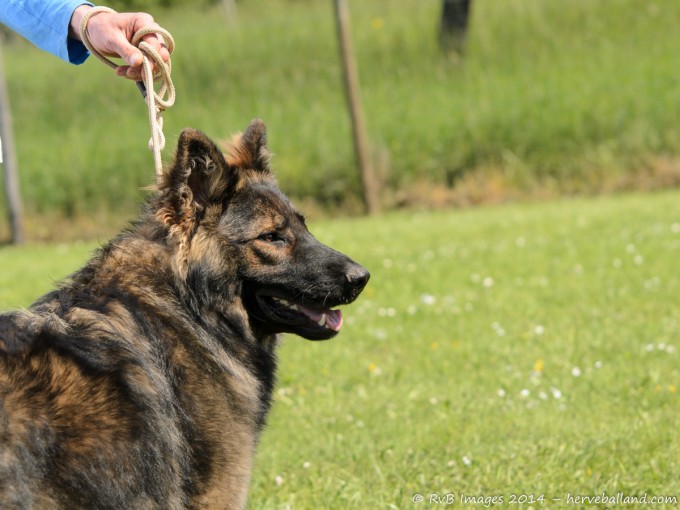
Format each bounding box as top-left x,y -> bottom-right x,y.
1,0 -> 679,239
2,3 -> 680,505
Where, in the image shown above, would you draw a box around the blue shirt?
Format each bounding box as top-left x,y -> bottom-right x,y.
1,1 -> 94,64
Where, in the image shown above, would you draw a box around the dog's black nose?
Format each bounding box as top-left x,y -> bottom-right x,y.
346,265 -> 370,294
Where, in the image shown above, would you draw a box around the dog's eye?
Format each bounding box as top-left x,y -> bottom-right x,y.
258,232 -> 281,243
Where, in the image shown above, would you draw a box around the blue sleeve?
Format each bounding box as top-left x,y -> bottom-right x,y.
0,0 -> 94,64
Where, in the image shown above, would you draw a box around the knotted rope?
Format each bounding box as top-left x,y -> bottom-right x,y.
79,6 -> 175,182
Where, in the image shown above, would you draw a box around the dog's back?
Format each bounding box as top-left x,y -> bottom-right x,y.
0,121 -> 369,509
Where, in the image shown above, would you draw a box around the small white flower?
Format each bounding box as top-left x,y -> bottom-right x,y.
633,255 -> 644,266
497,388 -> 506,398
594,361 -> 602,369
538,391 -> 548,401
302,461 -> 311,469
420,294 -> 436,306
275,475 -> 284,486
430,397 -> 438,405
551,387 -> 562,399
482,277 -> 494,288
571,367 -> 582,377
277,387 -> 292,397
534,325 -> 545,336
370,365 -> 383,376
447,460 -> 456,467
646,343 -> 655,352
491,322 -> 506,337
462,456 -> 472,466
520,389 -> 530,398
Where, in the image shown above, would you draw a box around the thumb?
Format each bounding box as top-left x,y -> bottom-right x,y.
118,45 -> 144,67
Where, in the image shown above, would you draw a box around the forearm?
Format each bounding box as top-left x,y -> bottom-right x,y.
0,0 -> 94,64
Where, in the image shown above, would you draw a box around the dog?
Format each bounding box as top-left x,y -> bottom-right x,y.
0,119 -> 370,509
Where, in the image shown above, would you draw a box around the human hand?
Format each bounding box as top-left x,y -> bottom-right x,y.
69,5 -> 170,81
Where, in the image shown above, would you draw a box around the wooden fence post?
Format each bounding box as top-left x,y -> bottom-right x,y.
333,0 -> 380,215
221,0 -> 239,25
0,41 -> 25,245
440,0 -> 472,55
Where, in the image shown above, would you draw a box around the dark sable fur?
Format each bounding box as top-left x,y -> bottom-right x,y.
0,120 -> 369,509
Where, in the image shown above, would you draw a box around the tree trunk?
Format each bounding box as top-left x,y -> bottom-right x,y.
0,41 -> 25,245
334,0 -> 380,215
440,0 -> 472,55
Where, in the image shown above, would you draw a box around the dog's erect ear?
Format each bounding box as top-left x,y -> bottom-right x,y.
163,128 -> 234,210
225,119 -> 271,174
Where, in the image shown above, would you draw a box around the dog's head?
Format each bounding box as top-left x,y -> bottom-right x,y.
154,119 -> 369,340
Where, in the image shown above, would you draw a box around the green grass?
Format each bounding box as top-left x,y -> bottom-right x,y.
1,191 -> 679,508
3,0 -> 680,225
0,240 -> 96,308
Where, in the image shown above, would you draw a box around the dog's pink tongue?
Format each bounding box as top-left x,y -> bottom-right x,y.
298,305 -> 343,331
325,309 -> 343,331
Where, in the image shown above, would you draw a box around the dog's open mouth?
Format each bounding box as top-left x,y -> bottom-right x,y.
270,297 -> 344,331
255,293 -> 344,340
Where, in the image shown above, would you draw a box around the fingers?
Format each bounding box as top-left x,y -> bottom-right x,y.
84,11 -> 171,81
139,31 -> 171,63
115,65 -> 143,81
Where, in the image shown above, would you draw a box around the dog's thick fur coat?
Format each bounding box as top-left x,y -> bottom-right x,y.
0,121 -> 369,509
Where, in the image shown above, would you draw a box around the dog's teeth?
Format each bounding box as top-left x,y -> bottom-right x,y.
318,314 -> 326,327
281,299 -> 290,306
289,304 -> 298,311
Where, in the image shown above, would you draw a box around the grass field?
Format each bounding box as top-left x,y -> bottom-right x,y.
3,0 -> 680,229
1,191 -> 679,508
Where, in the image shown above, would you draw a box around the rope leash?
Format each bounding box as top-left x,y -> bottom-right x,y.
79,7 -> 175,182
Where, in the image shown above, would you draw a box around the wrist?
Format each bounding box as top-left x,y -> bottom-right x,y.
68,4 -> 95,41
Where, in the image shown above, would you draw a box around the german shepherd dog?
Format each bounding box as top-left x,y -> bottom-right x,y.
0,120 -> 369,509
